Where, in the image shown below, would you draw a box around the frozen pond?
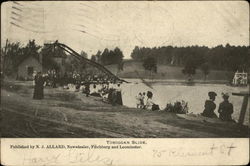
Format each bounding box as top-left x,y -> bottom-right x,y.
121,79 -> 249,126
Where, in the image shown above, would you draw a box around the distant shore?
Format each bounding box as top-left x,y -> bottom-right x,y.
122,78 -> 232,85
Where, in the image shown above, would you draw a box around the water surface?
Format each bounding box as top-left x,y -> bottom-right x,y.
121,79 -> 249,126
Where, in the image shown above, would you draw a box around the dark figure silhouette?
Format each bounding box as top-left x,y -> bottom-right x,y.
115,84 -> 123,105
85,83 -> 90,97
52,74 -> 57,88
218,93 -> 234,122
33,72 -> 45,100
201,91 -> 217,118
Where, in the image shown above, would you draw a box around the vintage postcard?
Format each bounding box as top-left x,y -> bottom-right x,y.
1,1 -> 249,165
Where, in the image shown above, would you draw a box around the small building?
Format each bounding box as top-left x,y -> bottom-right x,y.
17,55 -> 42,80
232,71 -> 248,86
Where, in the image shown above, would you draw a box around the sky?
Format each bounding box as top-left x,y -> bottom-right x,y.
1,1 -> 249,59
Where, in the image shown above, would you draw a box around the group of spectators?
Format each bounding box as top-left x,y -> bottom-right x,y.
135,91 -> 160,111
164,100 -> 188,114
76,82 -> 123,105
136,91 -> 187,113
60,72 -> 117,86
36,69 -> 118,88
33,69 -> 124,106
62,81 -> 123,105
135,90 -> 235,122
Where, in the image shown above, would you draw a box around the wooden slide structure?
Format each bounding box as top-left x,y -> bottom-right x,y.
45,41 -> 128,83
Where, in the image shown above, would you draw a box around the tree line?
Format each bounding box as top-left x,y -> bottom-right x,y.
1,40 -> 124,76
91,47 -> 124,66
1,40 -> 41,76
131,44 -> 250,73
1,39 -> 248,81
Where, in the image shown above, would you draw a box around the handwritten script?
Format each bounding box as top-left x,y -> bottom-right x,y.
21,143 -> 237,165
22,149 -> 114,165
153,143 -> 236,158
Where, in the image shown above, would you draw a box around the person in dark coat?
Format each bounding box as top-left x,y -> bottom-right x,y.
201,91 -> 217,118
115,84 -> 123,105
51,73 -> 57,88
146,91 -> 159,111
218,93 -> 234,121
33,72 -> 45,99
106,88 -> 115,105
85,82 -> 90,97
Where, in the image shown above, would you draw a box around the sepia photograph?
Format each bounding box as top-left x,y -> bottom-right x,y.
1,0 -> 249,139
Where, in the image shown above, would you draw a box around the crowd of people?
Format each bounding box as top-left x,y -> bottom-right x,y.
32,70 -> 236,122
76,82 -> 123,105
34,69 -> 119,89
60,71 -> 117,86
33,70 -> 123,105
